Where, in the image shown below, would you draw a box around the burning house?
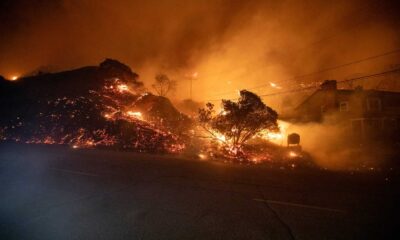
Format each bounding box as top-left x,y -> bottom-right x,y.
288,80 -> 400,145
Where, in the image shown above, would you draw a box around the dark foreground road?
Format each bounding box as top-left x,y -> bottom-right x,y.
0,143 -> 398,240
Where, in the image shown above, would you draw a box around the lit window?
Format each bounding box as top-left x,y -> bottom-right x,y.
339,101 -> 349,112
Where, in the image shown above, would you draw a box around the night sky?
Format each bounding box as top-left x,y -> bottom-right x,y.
1,0 -> 399,100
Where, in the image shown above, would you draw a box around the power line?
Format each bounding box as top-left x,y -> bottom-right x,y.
260,67 -> 400,97
207,48 -> 400,98
193,1 -> 381,80
205,68 -> 400,102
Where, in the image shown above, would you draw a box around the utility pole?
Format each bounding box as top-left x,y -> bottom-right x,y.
188,72 -> 198,99
190,77 -> 192,99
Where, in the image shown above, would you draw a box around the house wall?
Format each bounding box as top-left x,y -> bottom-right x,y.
293,88 -> 400,145
294,90 -> 337,122
335,91 -> 400,144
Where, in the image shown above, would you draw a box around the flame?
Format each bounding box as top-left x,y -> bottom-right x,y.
288,151 -> 298,158
265,132 -> 284,141
10,75 -> 19,81
216,133 -> 226,143
258,120 -> 289,145
198,153 -> 207,160
220,110 -> 228,116
126,111 -> 143,120
269,82 -> 282,89
117,84 -> 129,92
1,76 -> 184,154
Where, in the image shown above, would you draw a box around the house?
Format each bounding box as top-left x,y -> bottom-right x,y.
288,80 -> 400,144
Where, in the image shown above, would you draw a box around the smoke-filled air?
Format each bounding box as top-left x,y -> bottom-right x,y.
1,0 -> 400,171
1,0 -> 399,101
2,1 -> 400,238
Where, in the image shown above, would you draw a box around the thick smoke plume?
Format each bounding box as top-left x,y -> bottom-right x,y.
0,0 -> 399,102
285,116 -> 393,170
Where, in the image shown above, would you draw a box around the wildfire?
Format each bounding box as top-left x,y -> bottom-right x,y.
288,151 -> 298,158
220,110 -> 228,116
0,75 -> 185,154
258,120 -> 290,145
10,75 -> 19,81
215,132 -> 226,143
198,153 -> 207,160
126,111 -> 143,120
263,132 -> 284,144
117,84 -> 129,93
103,78 -> 135,94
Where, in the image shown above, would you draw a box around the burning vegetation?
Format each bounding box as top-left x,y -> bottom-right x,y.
1,58 -> 398,171
0,59 -> 303,166
194,90 -> 312,167
198,90 -> 280,162
0,59 -> 186,153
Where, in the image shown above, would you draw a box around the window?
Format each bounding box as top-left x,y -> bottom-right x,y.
366,98 -> 381,111
339,101 -> 349,112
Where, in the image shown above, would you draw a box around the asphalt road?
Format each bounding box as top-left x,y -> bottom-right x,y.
0,143 -> 398,240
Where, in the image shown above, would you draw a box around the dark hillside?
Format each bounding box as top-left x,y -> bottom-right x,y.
0,59 -> 185,153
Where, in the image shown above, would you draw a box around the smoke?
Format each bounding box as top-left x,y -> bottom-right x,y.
0,0 -> 256,75
0,0 -> 399,101
284,115 -> 391,170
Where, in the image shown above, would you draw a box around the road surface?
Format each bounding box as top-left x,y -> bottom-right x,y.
0,143 -> 398,239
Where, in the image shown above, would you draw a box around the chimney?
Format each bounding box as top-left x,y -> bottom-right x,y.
320,80 -> 337,91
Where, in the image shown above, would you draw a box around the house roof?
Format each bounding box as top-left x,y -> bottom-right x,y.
295,88 -> 400,110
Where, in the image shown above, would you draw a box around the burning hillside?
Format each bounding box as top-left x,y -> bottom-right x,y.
0,59 -> 186,153
0,58 -> 290,163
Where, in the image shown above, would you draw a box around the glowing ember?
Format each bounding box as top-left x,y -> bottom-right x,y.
216,133 -> 226,143
288,151 -> 298,158
117,84 -> 129,93
0,76 -> 184,154
126,111 -> 143,120
0,60 -> 187,155
220,110 -> 228,116
198,153 -> 207,160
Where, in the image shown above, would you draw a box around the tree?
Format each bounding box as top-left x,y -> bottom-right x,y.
198,90 -> 278,148
100,58 -> 143,90
152,74 -> 176,97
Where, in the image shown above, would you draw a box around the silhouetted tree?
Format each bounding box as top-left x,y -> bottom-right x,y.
198,90 -> 278,147
100,58 -> 143,90
152,74 -> 176,97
